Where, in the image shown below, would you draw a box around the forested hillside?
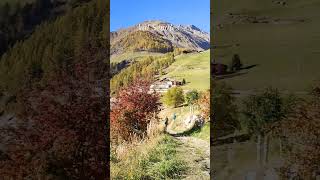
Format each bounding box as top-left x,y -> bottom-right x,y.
0,0 -> 108,93
111,30 -> 173,55
0,0 -> 108,178
110,53 -> 175,94
0,0 -> 91,57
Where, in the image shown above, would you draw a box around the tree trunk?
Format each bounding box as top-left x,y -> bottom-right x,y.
227,145 -> 232,163
279,137 -> 282,158
263,133 -> 269,166
303,170 -> 313,180
257,134 -> 262,166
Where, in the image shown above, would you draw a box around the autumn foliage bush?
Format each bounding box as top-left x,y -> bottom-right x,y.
110,79 -> 160,143
198,90 -> 210,121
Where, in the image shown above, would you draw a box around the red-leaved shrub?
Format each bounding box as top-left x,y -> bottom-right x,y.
110,79 -> 160,143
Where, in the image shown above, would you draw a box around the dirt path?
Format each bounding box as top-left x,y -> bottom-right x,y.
164,114 -> 210,179
175,136 -> 210,180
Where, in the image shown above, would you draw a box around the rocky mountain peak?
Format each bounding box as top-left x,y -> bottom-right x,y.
111,20 -> 210,55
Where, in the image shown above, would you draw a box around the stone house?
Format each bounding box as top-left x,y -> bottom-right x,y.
149,78 -> 183,93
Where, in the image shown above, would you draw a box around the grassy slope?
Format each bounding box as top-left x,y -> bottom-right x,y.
111,135 -> 187,179
110,45 -> 210,180
190,122 -> 210,141
213,137 -> 281,179
214,0 -> 320,92
159,50 -> 209,135
163,50 -> 210,91
211,1 -> 320,179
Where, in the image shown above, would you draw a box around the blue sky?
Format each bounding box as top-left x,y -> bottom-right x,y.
111,0 -> 210,32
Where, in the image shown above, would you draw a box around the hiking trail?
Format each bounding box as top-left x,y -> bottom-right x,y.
166,115 -> 210,180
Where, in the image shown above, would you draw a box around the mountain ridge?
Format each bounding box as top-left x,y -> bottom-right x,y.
111,20 -> 210,55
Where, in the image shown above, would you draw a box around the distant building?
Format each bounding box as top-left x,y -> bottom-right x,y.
149,78 -> 183,93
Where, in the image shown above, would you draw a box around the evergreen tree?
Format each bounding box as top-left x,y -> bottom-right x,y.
0,0 -> 108,93
211,81 -> 239,138
230,54 -> 242,71
185,90 -> 199,105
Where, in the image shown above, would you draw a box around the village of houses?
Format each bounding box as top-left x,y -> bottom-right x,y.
110,77 -> 185,108
149,77 -> 184,93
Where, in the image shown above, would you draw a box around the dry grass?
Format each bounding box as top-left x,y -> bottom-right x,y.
111,119 -> 163,160
110,120 -> 186,179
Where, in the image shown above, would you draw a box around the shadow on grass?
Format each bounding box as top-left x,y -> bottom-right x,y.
176,103 -> 189,108
168,124 -> 202,137
180,125 -> 202,136
240,64 -> 259,70
211,133 -> 252,146
212,64 -> 259,80
213,72 -> 248,80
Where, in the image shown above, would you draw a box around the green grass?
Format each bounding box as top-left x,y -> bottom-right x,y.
190,123 -> 210,141
111,135 -> 187,180
212,137 -> 282,179
213,0 -> 320,92
211,2 -> 318,178
159,51 -> 209,132
163,51 -> 210,91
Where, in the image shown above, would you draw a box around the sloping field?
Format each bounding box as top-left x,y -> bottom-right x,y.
163,50 -> 210,91
213,0 -> 320,92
